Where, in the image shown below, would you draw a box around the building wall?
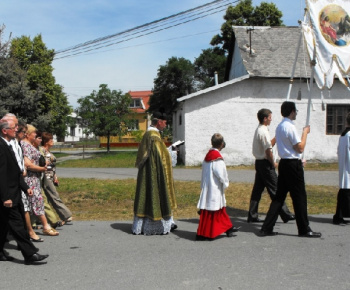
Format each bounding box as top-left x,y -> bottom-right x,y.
174,78 -> 350,166
64,113 -> 94,142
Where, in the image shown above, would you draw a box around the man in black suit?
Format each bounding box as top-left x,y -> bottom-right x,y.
0,118 -> 49,264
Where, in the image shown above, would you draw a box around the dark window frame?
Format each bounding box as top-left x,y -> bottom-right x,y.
326,104 -> 350,135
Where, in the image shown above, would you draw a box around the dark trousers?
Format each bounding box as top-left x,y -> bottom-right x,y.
249,159 -> 293,221
262,159 -> 310,235
0,204 -> 38,258
334,188 -> 350,219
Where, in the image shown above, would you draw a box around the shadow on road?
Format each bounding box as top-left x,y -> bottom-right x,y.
110,222 -> 133,234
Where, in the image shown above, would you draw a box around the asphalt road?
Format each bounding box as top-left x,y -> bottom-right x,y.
2,163 -> 345,289
2,216 -> 349,290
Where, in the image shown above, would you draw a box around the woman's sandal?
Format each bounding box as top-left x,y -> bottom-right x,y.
43,228 -> 59,236
65,217 -> 73,223
52,221 -> 65,228
30,236 -> 44,242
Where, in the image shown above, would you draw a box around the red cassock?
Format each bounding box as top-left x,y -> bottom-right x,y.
197,207 -> 233,239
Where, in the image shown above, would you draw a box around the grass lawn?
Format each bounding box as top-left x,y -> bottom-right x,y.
55,151 -> 339,220
57,151 -> 137,168
58,178 -> 338,221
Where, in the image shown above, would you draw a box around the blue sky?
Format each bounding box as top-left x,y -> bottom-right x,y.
1,0 -> 306,108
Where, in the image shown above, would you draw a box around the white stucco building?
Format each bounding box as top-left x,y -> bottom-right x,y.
173,26 -> 350,166
65,112 -> 94,142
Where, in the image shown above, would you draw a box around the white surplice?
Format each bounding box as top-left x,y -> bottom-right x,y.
197,150 -> 229,211
338,130 -> 350,189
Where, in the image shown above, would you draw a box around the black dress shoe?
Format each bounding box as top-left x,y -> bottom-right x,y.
0,251 -> 14,261
170,224 -> 178,232
259,230 -> 278,236
283,215 -> 295,223
333,217 -> 349,225
247,216 -> 264,223
232,226 -> 241,232
298,231 -> 322,238
24,253 -> 49,265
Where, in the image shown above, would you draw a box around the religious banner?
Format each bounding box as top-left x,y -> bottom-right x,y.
303,0 -> 350,89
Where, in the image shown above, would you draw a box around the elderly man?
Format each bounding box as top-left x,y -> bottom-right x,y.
0,118 -> 49,264
132,112 -> 177,235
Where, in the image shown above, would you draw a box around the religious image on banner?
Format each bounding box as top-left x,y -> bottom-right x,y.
319,4 -> 350,46
304,0 -> 350,89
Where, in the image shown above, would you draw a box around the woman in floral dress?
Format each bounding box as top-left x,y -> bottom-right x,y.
21,125 -> 59,237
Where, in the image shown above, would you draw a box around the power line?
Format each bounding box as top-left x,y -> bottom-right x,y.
54,0 -> 238,60
55,29 -> 220,60
55,0 -> 231,54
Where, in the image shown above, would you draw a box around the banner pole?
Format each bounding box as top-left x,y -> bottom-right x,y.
306,45 -> 316,126
286,23 -> 303,101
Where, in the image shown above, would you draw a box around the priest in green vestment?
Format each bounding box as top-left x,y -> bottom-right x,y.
132,112 -> 177,235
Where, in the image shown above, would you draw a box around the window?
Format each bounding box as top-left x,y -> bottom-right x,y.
326,104 -> 350,135
128,120 -> 139,131
70,126 -> 75,136
179,114 -> 182,126
130,99 -> 141,108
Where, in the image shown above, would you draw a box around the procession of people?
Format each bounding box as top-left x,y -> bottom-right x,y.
1,103 -> 349,265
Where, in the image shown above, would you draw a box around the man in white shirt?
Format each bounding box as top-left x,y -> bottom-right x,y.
333,112 -> 350,224
248,108 -> 294,223
260,101 -> 321,238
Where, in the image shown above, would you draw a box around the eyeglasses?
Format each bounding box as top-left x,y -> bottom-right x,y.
6,126 -> 16,130
19,130 -> 27,134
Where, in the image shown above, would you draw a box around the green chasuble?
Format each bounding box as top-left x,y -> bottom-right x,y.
134,129 -> 177,221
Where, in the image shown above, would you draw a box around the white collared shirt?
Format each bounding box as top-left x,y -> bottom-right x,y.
276,118 -> 301,159
10,139 -> 24,171
252,124 -> 272,159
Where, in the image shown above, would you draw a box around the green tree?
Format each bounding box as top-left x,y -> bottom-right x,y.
9,34 -> 71,137
211,0 -> 283,53
149,57 -> 195,126
194,47 -> 227,90
77,84 -> 132,152
0,26 -> 44,123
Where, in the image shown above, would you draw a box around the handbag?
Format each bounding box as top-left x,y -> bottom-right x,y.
39,155 -> 46,167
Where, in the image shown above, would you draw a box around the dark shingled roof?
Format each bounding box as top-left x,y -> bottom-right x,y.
233,26 -> 311,78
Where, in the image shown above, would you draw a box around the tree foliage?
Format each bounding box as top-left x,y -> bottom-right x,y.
149,57 -> 195,125
211,0 -> 283,53
194,47 -> 226,90
77,84 -> 132,152
0,26 -> 45,126
9,34 -> 71,138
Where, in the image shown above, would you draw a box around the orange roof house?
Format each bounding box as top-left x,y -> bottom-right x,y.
99,90 -> 152,147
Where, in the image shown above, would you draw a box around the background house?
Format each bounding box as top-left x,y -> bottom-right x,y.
99,90 -> 151,147
173,26 -> 350,166
64,112 -> 94,142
